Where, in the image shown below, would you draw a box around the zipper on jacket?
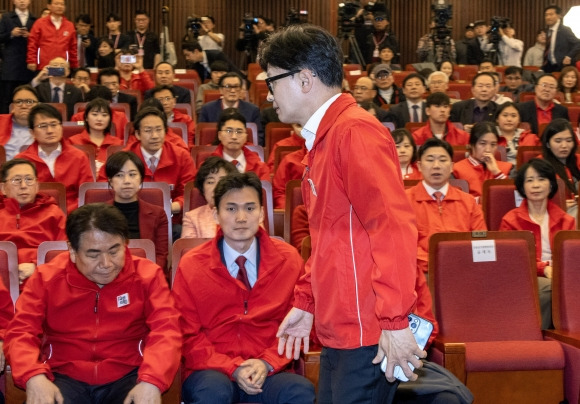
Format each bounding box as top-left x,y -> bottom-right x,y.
15,214 -> 20,229
94,292 -> 99,314
244,300 -> 248,315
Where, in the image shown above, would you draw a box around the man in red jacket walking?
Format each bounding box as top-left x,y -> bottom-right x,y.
259,24 -> 422,404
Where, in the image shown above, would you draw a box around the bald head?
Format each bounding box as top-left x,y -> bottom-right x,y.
353,77 -> 376,104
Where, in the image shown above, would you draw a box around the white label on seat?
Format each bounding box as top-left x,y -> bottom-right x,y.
349,70 -> 362,76
472,240 -> 496,262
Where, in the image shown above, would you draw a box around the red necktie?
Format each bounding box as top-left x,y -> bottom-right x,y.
433,191 -> 443,214
232,160 -> 239,171
235,256 -> 252,290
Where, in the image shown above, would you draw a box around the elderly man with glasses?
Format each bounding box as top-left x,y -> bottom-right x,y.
0,158 -> 66,286
0,85 -> 39,160
199,72 -> 263,145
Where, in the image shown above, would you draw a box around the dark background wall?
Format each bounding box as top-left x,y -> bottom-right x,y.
0,0 -> 578,69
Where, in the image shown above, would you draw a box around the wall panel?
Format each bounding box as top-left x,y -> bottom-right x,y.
0,0 -> 578,71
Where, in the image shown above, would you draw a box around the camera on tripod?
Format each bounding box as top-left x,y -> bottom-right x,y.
431,0 -> 452,40
286,7 -> 308,26
186,16 -> 202,39
488,16 -> 510,44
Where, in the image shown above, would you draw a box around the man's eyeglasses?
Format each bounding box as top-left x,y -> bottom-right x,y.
5,176 -> 36,186
220,84 -> 241,90
35,122 -> 61,130
220,128 -> 246,136
376,73 -> 390,80
13,99 -> 38,106
156,96 -> 175,103
265,70 -> 301,94
538,83 -> 557,90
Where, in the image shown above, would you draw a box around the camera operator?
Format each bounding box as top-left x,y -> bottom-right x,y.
235,14 -> 269,65
498,23 -> 523,67
417,18 -> 456,64
198,16 -> 224,51
364,4 -> 399,65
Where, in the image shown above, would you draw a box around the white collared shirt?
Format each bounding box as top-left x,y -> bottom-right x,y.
222,149 -> 247,173
422,181 -> 450,200
5,119 -> 33,160
38,143 -> 62,177
301,93 -> 342,151
50,15 -> 62,30
406,100 -> 424,122
15,9 -> 28,27
223,237 -> 258,287
140,147 -> 162,171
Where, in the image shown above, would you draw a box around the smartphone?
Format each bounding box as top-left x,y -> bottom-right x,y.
47,67 -> 65,77
120,55 -> 137,64
380,313 -> 433,382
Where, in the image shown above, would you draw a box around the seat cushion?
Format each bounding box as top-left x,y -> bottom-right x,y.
465,340 -> 564,372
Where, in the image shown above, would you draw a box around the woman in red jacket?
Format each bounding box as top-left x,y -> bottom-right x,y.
452,121 -> 513,201
69,98 -> 123,172
393,128 -> 422,180
500,158 -> 576,329
105,151 -> 169,270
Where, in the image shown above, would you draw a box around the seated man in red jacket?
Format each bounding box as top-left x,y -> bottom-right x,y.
412,92 -> 470,146
5,203 -> 181,404
211,108 -> 270,180
15,104 -> 94,213
151,85 -> 195,146
0,159 -> 66,285
172,172 -> 315,404
405,137 -> 487,280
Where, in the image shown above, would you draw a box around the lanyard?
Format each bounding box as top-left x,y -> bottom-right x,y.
109,33 -> 120,49
135,32 -> 146,48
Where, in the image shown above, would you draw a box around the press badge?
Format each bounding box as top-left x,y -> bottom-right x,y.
117,293 -> 130,308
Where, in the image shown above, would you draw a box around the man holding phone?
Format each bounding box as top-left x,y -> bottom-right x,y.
26,0 -> 78,72
30,57 -> 83,120
0,0 -> 37,114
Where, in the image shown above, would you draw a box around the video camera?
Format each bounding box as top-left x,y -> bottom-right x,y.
431,0 -> 452,40
488,16 -> 510,44
286,7 -> 308,26
186,16 -> 202,39
337,1 -> 380,33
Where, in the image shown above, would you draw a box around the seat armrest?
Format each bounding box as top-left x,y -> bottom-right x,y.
432,339 -> 466,383
544,329 -> 580,349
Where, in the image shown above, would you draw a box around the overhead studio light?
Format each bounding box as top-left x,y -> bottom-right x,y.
563,6 -> 580,38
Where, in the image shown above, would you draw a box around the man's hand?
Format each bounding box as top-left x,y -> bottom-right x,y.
122,381 -> 161,404
26,374 -> 64,404
171,201 -> 181,214
19,263 -> 36,283
233,359 -> 268,395
563,56 -> 572,65
27,63 -> 37,72
277,307 -> 314,360
372,328 -> 426,383
81,38 -> 91,48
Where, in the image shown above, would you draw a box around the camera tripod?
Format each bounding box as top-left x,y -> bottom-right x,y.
339,30 -> 366,69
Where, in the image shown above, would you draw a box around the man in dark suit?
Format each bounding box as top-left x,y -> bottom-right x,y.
199,72 -> 263,145
388,73 -> 428,129
466,20 -> 491,65
144,62 -> 191,104
0,1 -> 37,114
542,5 -> 580,73
74,14 -> 97,68
182,41 -> 241,83
517,73 -> 569,135
450,72 -> 498,132
97,68 -> 138,120
31,57 -> 83,120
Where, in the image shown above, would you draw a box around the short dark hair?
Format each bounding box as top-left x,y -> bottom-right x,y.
402,72 -> 425,87
203,15 -> 215,24
541,118 -> 580,193
218,108 -> 246,131
140,97 -> 164,113
504,66 -> 523,76
67,203 -> 129,251
479,58 -> 494,67
1,158 -> 36,182
391,128 -> 418,164
154,61 -> 175,73
151,85 -> 176,97
358,100 -> 381,115
544,5 -> 562,15
133,106 -> 167,132
515,158 -> 558,199
259,24 -> 343,88
98,68 -> 120,84
84,98 -> 112,134
219,72 -> 243,87
210,60 -> 229,73
469,121 -> 499,147
472,72 -> 496,86
425,92 -> 450,107
418,137 -> 453,160
73,67 -> 91,79
214,172 -> 263,211
536,73 -> 557,85
135,9 -> 150,18
378,43 -> 396,53
106,12 -> 121,22
13,84 -> 38,100
75,14 -> 91,24
194,156 -> 237,194
85,85 -> 113,102
28,104 -> 62,129
182,41 -> 202,53
105,151 -> 144,182
96,37 -> 115,51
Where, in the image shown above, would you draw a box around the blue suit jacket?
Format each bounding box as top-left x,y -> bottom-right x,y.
199,99 -> 264,145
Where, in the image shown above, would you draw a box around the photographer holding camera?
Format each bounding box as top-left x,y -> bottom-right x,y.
199,16 -> 224,51
235,14 -> 271,65
498,23 -> 523,67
